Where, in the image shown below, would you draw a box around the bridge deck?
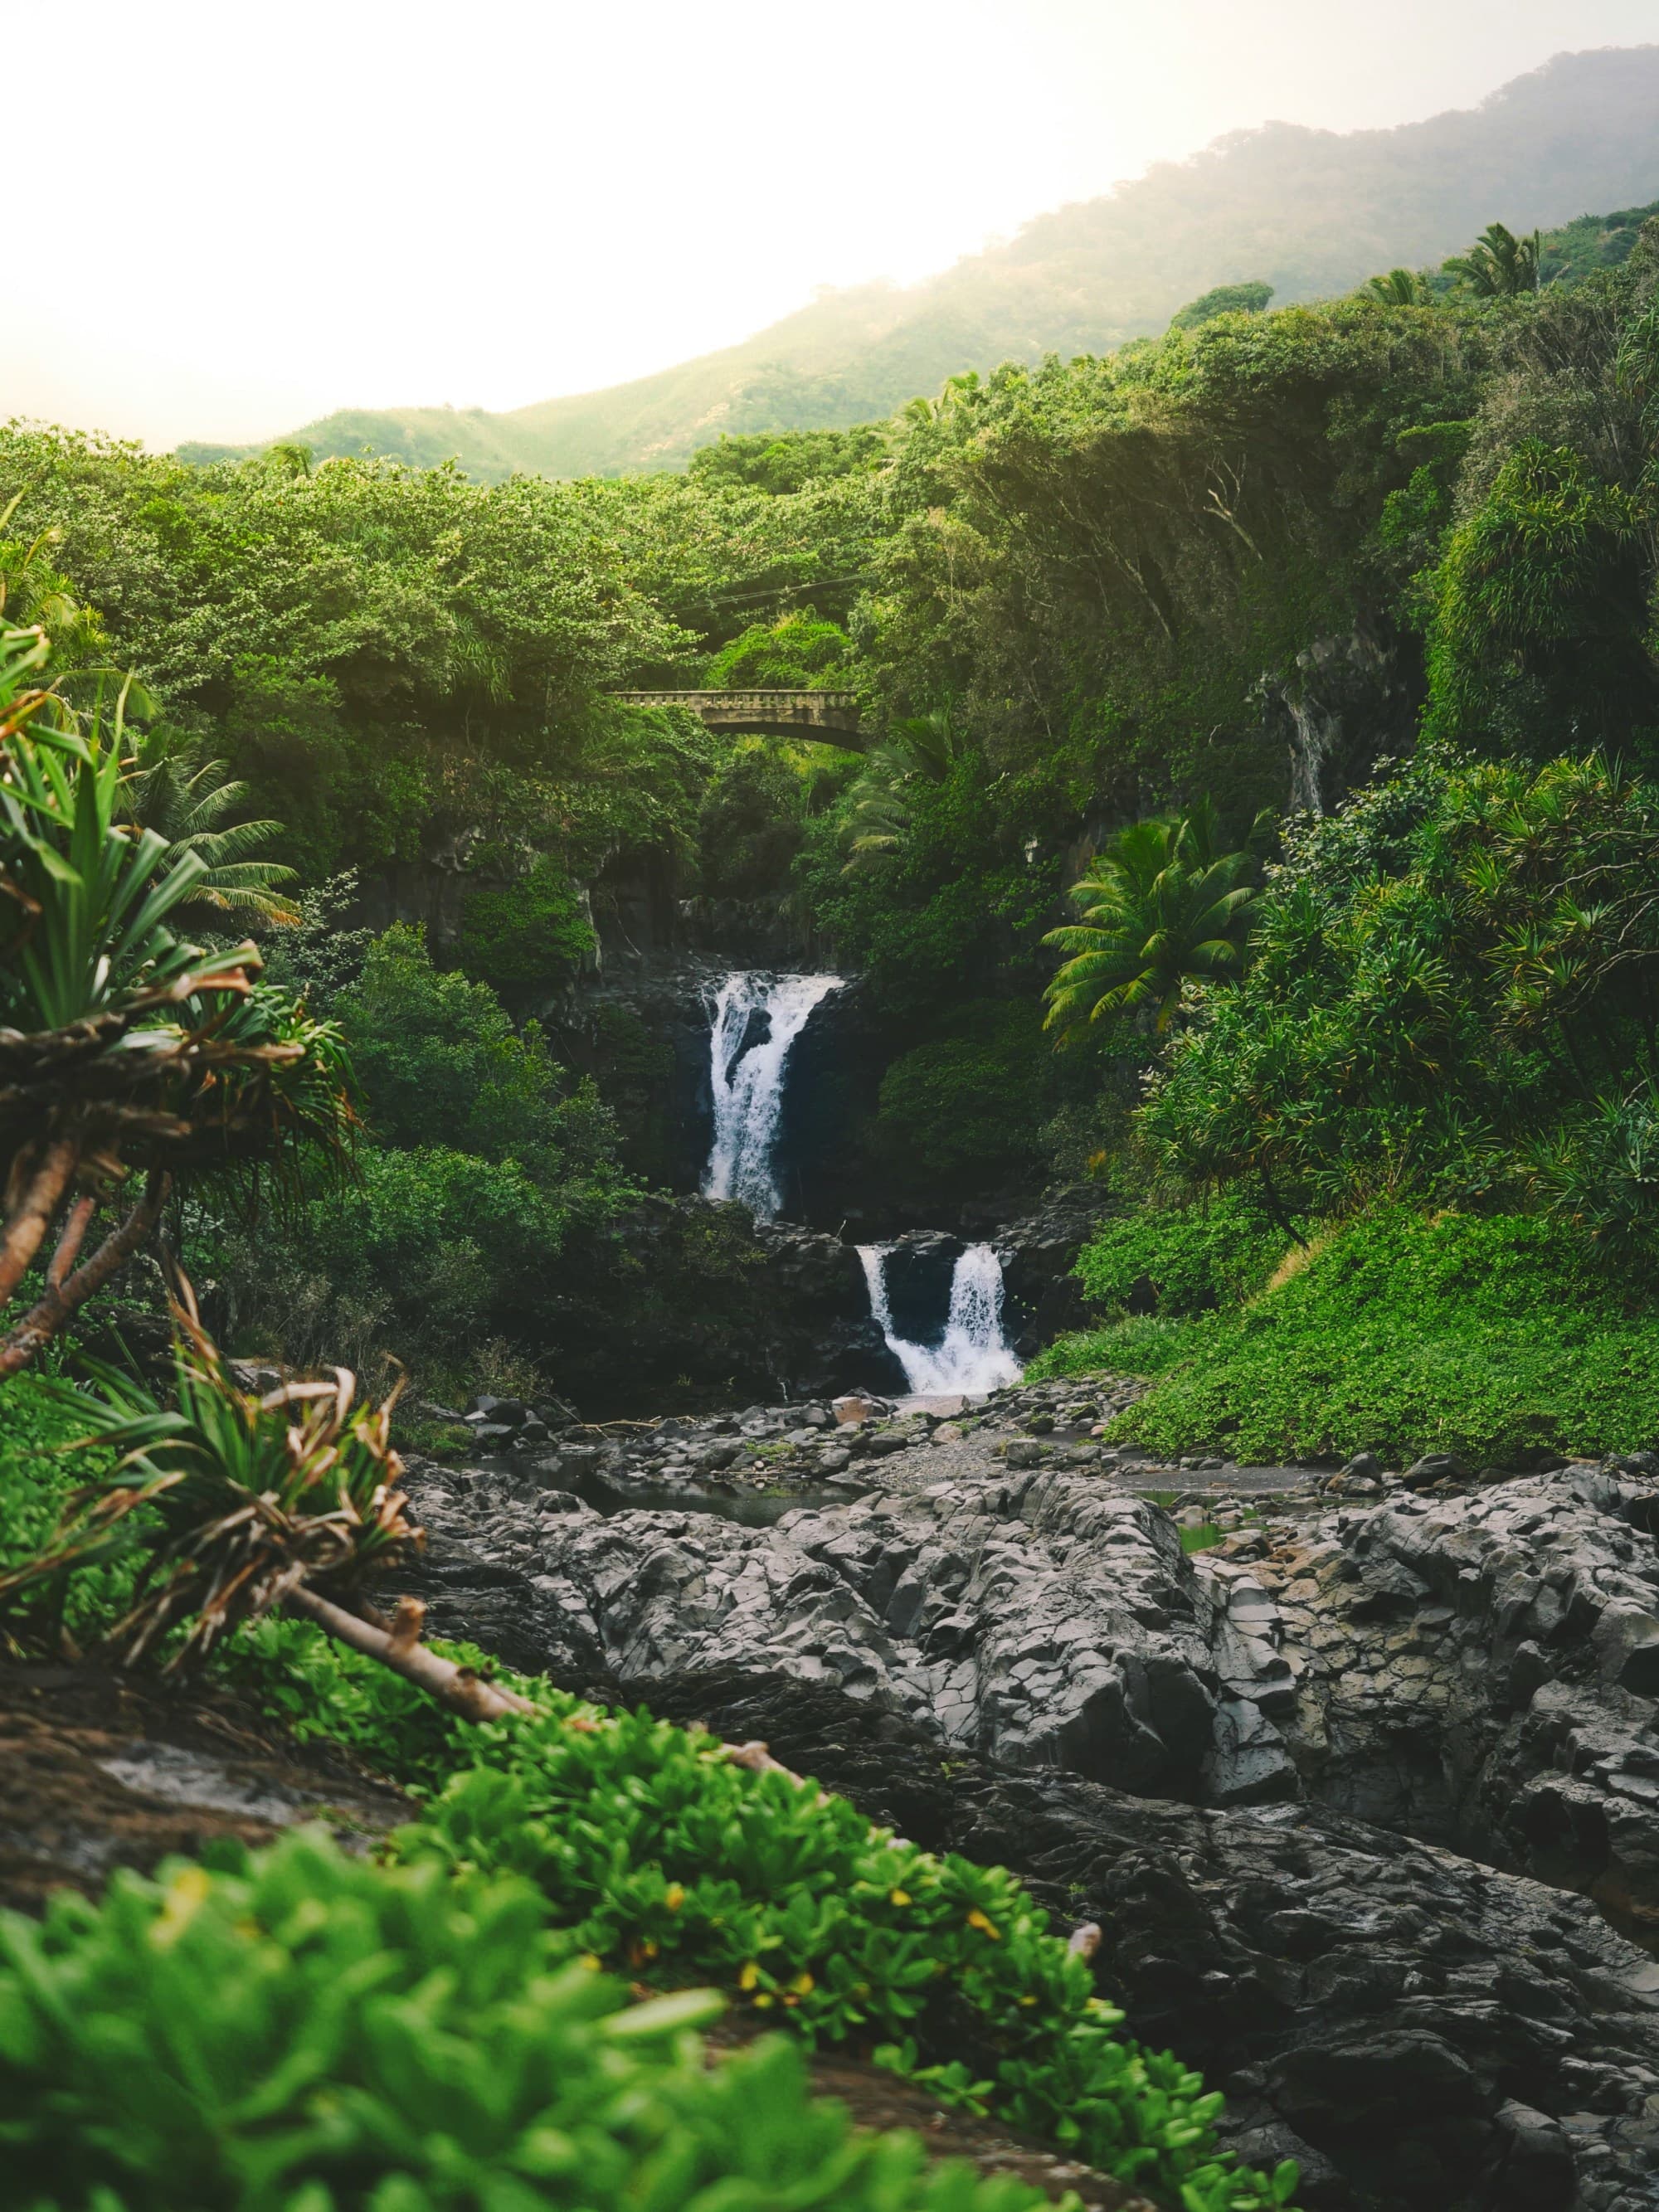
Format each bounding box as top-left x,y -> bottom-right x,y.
612,689 -> 864,747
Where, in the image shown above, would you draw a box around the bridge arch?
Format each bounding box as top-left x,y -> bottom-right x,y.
611,689 -> 866,749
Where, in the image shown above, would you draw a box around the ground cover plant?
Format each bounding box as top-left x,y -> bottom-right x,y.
0,1830 -> 1069,2212
218,1617 -> 1300,2212
1033,1204 -> 1659,1466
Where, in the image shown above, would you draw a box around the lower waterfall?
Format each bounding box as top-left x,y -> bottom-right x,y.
859,1242 -> 1023,1395
702,970 -> 842,1218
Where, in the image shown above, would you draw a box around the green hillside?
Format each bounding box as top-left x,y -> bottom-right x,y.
182,45 -> 1659,483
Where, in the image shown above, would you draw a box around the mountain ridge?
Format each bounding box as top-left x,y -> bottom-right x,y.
181,44 -> 1659,482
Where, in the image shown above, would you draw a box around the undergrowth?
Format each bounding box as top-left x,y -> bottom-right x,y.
1032,1205 -> 1659,1465
0,1832 -> 1061,2212
220,1617 -> 1299,2212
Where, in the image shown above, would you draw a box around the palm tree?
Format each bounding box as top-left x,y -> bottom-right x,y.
125,751 -> 299,926
1044,800 -> 1262,1038
1443,223 -> 1540,299
840,710 -> 961,871
1365,268 -> 1426,306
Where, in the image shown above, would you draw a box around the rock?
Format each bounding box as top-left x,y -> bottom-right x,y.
1402,1451 -> 1470,1490
628,1671 -> 1659,2212
1491,2102 -> 1575,2211
832,1395 -> 874,1424
469,1396 -> 528,1425
1340,1452 -> 1381,1479
392,1446 -> 1659,2210
994,1185 -> 1121,1347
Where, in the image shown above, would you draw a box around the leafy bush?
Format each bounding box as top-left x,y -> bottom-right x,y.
871,1004 -> 1053,1191
224,1621 -> 1297,2212
0,1830 -> 1063,2212
0,1375 -> 134,1643
338,925 -> 614,1179
1073,1196 -> 1287,1318
1140,753 -> 1659,1258
455,858 -> 596,999
704,608 -> 854,689
1044,1206 -> 1659,1465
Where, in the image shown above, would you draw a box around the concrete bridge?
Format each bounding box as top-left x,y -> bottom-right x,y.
612,689 -> 865,748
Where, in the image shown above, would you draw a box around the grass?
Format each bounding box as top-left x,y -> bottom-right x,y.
1031,1205 -> 1659,1466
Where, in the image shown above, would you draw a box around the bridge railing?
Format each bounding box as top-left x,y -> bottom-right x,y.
612,689 -> 859,715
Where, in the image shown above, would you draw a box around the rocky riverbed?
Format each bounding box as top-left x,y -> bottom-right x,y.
395,1373 -> 1659,2212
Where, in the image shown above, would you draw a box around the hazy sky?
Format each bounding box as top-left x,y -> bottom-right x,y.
11,0 -> 1659,448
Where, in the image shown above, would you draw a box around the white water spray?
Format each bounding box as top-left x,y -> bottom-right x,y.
703,971 -> 842,1218
859,1243 -> 1023,1395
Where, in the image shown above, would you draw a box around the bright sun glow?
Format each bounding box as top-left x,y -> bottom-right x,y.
10,0 -> 1658,446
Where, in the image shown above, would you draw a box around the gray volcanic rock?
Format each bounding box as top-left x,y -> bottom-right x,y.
625,1670 -> 1659,2212
397,1442 -> 1659,2210
1238,1465 -> 1659,1935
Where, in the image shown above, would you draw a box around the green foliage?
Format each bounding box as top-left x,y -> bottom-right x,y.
0,1374 -> 134,1643
1443,221 -> 1540,298
1094,1205 -> 1659,1466
0,1830 -> 1078,2212
0,431 -> 690,884
688,425 -> 890,496
454,859 -> 596,999
1073,1195 -> 1287,1318
1,1296 -> 416,1667
1170,283 -> 1274,330
340,926 -> 605,1171
705,608 -> 855,689
798,747 -> 1058,1021
1044,803 -> 1262,1039
1139,753 -> 1659,1258
871,1004 -> 1053,1191
1424,441 -> 1651,755
693,747 -> 815,902
220,1621 -> 1295,2212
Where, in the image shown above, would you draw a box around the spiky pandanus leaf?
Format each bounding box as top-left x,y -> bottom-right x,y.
0,1281 -> 420,1665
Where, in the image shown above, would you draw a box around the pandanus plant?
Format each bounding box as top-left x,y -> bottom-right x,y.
0,1276 -> 530,1720
0,622 -> 353,1376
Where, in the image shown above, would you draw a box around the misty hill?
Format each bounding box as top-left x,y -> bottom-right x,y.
182,45 -> 1659,482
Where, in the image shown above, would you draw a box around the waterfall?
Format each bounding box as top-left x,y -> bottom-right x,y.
702,970 -> 842,1218
859,1242 -> 1023,1395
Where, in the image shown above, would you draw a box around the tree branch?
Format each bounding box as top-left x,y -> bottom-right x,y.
0,1136 -> 78,1307
0,1172 -> 170,1380
45,1195 -> 96,1291
283,1586 -> 538,1724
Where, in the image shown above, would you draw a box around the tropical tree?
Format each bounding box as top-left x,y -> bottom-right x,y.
1365,268 -> 1428,305
0,624 -> 350,1377
1044,801 -> 1262,1038
1444,222 -> 1540,298
840,710 -> 963,871
125,748 -> 300,926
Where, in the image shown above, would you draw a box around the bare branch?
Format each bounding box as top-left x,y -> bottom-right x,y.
0,1172 -> 170,1379
283,1583 -> 537,1724
0,1136 -> 77,1305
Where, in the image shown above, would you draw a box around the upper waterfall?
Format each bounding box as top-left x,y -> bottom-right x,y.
859,1242 -> 1023,1396
702,970 -> 843,1219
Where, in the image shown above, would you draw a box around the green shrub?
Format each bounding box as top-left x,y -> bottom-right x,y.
1073,1196 -> 1287,1318
224,1621 -> 1297,2212
1027,1316 -> 1201,1383
0,1374 -> 134,1641
871,1004 -> 1053,1190
1058,1206 -> 1659,1464
0,1830 -> 1063,2212
455,858 -> 596,998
